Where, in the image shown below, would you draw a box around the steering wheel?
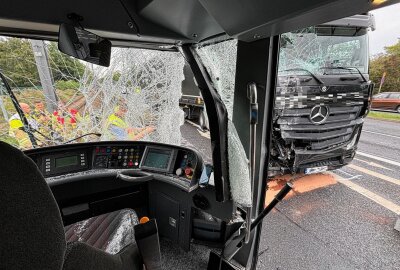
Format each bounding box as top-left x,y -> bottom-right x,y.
116,170 -> 153,183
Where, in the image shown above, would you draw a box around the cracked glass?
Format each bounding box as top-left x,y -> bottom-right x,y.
279,26 -> 369,76
195,39 -> 237,119
0,37 -> 185,150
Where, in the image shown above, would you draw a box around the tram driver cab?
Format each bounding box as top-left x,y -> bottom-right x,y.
0,0 -> 396,269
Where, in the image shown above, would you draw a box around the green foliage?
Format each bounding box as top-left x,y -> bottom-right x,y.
113,72 -> 121,82
0,38 -> 40,87
0,134 -> 19,147
47,42 -> 85,81
370,41 -> 400,94
55,80 -> 80,90
368,111 -> 400,122
0,38 -> 85,88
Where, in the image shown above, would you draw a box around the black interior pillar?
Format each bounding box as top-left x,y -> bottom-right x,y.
231,36 -> 280,268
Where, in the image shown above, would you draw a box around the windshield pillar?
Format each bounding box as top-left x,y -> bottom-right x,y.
182,44 -> 230,203
231,36 -> 280,269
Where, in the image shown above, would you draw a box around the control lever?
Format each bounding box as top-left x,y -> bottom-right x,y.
244,82 -> 258,244
222,183 -> 293,261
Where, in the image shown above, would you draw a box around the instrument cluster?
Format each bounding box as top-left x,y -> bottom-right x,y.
29,142 -> 202,185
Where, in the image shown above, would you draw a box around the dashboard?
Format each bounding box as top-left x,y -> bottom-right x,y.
26,141 -> 203,190
24,142 -> 236,250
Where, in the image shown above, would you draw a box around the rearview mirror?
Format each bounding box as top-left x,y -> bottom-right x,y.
58,23 -> 111,67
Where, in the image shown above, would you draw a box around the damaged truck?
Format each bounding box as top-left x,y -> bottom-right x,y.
180,14 -> 376,177
269,14 -> 376,177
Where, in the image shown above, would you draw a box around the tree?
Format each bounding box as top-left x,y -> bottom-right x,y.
0,38 -> 40,87
369,41 -> 400,94
47,42 -> 85,82
0,38 -> 86,88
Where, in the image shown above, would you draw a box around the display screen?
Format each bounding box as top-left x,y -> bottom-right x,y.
55,156 -> 78,168
143,149 -> 171,169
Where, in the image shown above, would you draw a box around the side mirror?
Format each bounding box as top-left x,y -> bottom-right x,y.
58,23 -> 111,67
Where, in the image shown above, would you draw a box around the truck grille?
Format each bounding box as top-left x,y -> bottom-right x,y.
278,105 -> 362,150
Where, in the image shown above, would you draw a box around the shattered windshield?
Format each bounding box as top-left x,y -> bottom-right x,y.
279,26 -> 369,75
195,39 -> 237,119
0,37 -> 185,150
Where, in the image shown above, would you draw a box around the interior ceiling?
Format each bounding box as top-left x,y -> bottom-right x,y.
0,0 -> 398,46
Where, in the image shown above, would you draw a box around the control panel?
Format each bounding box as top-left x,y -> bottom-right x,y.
91,144 -> 199,182
42,151 -> 88,176
174,150 -> 197,180
93,145 -> 145,169
30,142 -> 202,186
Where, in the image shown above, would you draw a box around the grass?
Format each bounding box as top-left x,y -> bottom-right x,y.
368,111 -> 400,122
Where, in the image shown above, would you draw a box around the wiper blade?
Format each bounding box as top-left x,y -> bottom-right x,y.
282,68 -> 325,85
323,66 -> 367,82
63,133 -> 102,144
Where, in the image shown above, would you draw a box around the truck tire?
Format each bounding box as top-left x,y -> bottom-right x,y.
397,106 -> 400,114
199,110 -> 208,130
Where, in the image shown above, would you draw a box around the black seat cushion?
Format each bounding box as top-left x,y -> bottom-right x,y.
0,141 -> 66,270
65,209 -> 139,254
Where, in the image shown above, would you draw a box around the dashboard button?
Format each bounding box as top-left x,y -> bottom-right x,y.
185,167 -> 193,177
176,168 -> 183,176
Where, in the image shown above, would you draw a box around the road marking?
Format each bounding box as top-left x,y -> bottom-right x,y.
347,164 -> 400,186
186,119 -> 202,129
357,151 -> 400,168
332,173 -> 400,215
363,130 -> 400,140
186,120 -> 211,139
336,169 -> 362,180
197,129 -> 210,139
354,158 -> 393,171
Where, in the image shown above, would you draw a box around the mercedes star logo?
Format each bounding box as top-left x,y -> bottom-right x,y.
310,105 -> 329,125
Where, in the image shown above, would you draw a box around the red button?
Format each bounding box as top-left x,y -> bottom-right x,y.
185,167 -> 193,176
128,161 -> 134,167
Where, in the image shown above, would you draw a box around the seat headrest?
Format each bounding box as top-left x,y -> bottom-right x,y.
0,142 -> 66,270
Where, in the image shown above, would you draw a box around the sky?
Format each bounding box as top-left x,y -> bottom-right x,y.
369,3 -> 400,56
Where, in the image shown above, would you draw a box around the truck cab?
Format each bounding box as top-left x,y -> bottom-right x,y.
269,14 -> 376,176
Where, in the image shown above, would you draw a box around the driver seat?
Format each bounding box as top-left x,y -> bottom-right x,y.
0,141 -> 142,270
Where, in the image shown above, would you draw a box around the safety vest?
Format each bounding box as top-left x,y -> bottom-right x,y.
8,114 -> 32,149
105,114 -> 128,140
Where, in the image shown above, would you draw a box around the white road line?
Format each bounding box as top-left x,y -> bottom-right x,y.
186,119 -> 202,129
198,129 -> 211,139
332,173 -> 400,215
357,151 -> 400,167
347,164 -> 400,186
363,130 -> 400,140
354,158 -> 393,171
336,169 -> 362,180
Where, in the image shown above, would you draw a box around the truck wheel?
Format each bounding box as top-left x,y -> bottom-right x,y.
397,106 -> 400,114
199,110 -> 208,130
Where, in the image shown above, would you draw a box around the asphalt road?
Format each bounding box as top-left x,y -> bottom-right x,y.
258,118 -> 400,270
181,118 -> 400,270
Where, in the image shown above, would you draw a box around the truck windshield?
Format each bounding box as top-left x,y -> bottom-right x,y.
279,26 -> 369,75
